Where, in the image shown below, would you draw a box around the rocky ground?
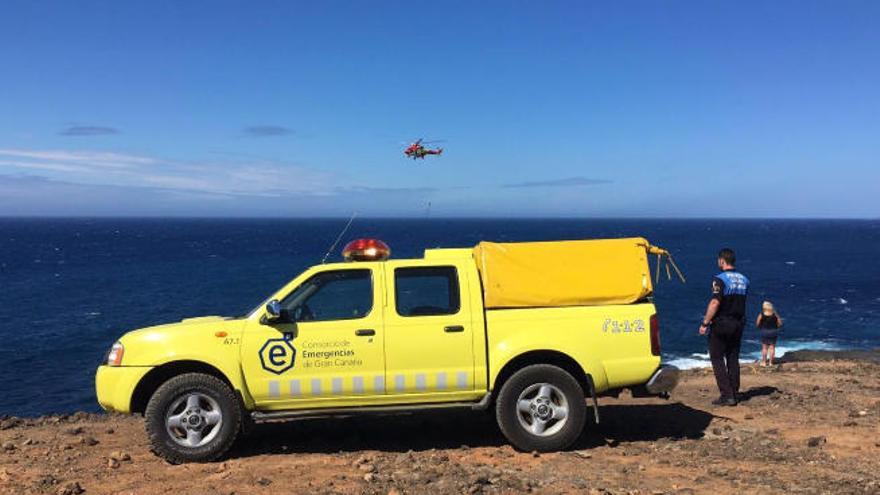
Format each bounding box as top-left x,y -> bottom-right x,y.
2,355 -> 879,495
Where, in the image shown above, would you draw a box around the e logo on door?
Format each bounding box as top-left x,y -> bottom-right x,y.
259,338 -> 296,374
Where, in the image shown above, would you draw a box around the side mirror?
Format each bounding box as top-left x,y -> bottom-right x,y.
264,299 -> 293,325
266,299 -> 282,319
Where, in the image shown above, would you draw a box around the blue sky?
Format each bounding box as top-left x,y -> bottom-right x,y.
1,1 -> 878,217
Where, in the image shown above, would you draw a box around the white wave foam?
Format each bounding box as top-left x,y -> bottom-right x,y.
665,357 -> 711,370
837,298 -> 848,305
666,340 -> 845,370
785,261 -> 796,265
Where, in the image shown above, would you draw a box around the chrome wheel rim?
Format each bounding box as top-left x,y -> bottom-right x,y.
516,383 -> 569,437
165,392 -> 223,448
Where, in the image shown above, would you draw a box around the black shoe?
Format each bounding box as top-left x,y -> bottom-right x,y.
711,397 -> 737,407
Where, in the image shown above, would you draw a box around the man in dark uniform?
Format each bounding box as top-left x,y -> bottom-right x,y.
699,248 -> 749,406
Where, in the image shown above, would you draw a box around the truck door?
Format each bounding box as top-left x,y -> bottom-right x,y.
240,266 -> 386,408
382,261 -> 480,401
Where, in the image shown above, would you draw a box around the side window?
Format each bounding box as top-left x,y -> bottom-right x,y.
281,269 -> 372,322
395,266 -> 460,317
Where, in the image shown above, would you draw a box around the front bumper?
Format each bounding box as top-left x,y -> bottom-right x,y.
644,365 -> 680,395
95,365 -> 152,414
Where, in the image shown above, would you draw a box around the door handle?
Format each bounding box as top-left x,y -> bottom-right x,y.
444,325 -> 465,333
355,328 -> 375,336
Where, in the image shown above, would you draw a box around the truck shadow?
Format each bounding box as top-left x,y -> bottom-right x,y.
576,402 -> 714,448
228,401 -> 713,458
231,410 -> 505,457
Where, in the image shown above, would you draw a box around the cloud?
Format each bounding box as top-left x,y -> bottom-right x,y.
342,185 -> 439,194
0,173 -> 443,217
59,125 -> 120,136
0,149 -> 156,167
243,125 -> 293,137
503,177 -> 612,188
0,147 -> 334,198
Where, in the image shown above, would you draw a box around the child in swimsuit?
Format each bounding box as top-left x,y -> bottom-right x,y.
756,301 -> 783,366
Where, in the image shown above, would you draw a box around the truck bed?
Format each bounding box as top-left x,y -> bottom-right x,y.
484,303 -> 661,393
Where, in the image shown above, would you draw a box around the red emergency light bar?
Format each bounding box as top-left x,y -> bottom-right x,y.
342,238 -> 391,261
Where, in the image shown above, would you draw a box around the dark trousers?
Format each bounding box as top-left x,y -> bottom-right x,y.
708,319 -> 744,399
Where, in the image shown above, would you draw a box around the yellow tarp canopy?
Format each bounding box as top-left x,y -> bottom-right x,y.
473,237 -> 661,308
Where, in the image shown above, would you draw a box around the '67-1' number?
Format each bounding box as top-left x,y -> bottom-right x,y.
603,318 -> 645,333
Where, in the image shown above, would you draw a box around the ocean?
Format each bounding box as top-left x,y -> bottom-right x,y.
1,218 -> 878,416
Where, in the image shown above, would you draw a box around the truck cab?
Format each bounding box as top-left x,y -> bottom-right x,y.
240,248 -> 488,410
96,238 -> 679,463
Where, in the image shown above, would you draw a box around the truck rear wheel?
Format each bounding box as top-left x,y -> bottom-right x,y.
495,364 -> 586,452
144,373 -> 242,464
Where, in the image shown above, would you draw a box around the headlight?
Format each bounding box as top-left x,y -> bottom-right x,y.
105,342 -> 124,366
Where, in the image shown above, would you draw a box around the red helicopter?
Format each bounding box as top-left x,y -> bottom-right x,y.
403,139 -> 444,159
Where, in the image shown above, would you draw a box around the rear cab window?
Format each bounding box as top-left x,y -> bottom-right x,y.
394,266 -> 460,317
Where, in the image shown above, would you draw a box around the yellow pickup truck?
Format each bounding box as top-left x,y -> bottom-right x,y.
96,237 -> 679,463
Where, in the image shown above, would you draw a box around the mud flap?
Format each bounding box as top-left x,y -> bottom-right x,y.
586,375 -> 600,424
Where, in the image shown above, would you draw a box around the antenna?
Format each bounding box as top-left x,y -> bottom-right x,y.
321,212 -> 357,264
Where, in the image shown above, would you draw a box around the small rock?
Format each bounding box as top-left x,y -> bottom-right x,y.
56,481 -> 85,495
109,450 -> 131,462
572,450 -> 592,459
256,477 -> 272,486
531,450 -> 540,458
0,418 -> 22,430
35,474 -> 59,490
843,420 -> 858,427
105,427 -> 115,434
82,437 -> 99,446
858,410 -> 868,417
0,468 -> 11,481
107,458 -> 120,469
358,463 -> 376,473
64,427 -> 83,436
363,473 -> 375,483
2,441 -> 15,451
470,474 -> 490,485
807,436 -> 826,447
387,489 -> 401,495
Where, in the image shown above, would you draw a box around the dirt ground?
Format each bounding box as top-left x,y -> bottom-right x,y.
2,358 -> 879,495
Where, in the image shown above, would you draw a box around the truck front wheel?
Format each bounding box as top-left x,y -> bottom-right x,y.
144,373 -> 242,463
495,364 -> 587,452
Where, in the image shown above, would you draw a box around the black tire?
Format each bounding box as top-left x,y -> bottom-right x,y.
144,373 -> 242,464
495,364 -> 587,452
